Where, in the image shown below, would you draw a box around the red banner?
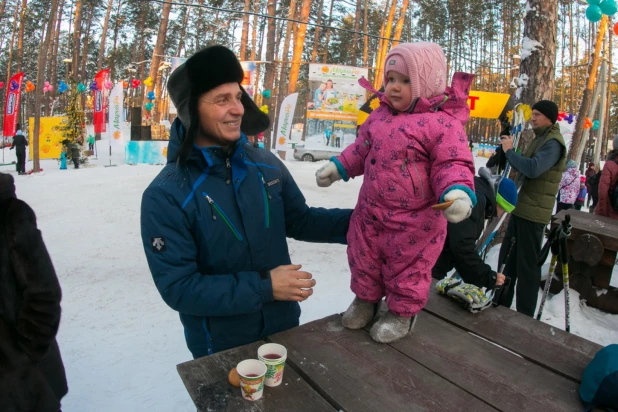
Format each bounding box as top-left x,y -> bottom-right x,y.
3,72 -> 24,137
93,69 -> 110,134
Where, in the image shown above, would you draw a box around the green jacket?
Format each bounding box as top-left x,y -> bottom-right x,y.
513,123 -> 566,224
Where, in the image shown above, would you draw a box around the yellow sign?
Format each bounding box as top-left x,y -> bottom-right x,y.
28,117 -> 68,159
307,111 -> 358,121
467,91 -> 511,119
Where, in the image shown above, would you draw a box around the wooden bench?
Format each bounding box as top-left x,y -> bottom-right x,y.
177,282 -> 602,411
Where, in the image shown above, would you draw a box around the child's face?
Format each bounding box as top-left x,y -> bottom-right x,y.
319,83 -> 326,91
385,71 -> 412,112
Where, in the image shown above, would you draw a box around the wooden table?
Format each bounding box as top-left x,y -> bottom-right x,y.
177,282 -> 602,411
551,209 -> 618,313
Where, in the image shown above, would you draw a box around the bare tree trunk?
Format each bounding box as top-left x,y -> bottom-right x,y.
322,0 -> 335,63
48,0 -> 64,112
288,0 -> 310,94
72,0 -> 83,80
109,0 -> 123,79
80,5 -> 94,80
176,2 -> 191,57
5,1 -> 21,87
250,0 -> 259,60
568,16 -> 607,161
362,0 -> 368,66
516,0 -> 558,151
97,0 -> 115,71
147,0 -> 172,123
15,0 -> 27,73
239,0 -> 251,60
350,0 -> 362,65
0,0 -> 7,28
33,0 -> 60,172
310,0 -> 324,63
262,0 -> 277,149
391,0 -> 409,47
374,0 -> 398,90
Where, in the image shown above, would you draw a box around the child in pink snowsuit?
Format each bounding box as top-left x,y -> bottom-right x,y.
316,42 -> 476,343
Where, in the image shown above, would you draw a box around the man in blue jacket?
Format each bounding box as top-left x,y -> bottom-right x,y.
141,45 -> 352,358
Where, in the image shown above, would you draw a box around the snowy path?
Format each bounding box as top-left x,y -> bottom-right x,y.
1,152 -> 616,412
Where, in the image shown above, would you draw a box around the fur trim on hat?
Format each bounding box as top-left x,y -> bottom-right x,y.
166,45 -> 270,162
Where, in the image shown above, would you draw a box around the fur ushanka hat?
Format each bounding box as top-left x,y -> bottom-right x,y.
167,45 -> 270,161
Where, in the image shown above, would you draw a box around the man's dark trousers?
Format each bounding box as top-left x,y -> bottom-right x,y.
498,214 -> 545,317
16,150 -> 26,173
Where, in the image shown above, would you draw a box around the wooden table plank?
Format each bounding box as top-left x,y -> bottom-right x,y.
269,315 -> 497,412
552,209 -> 618,251
390,310 -> 582,411
423,281 -> 602,383
177,340 -> 337,411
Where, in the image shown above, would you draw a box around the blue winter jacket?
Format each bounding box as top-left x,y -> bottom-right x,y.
141,119 -> 352,358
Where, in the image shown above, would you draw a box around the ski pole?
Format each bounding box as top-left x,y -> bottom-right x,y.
560,215 -> 572,333
536,224 -> 562,321
493,237 -> 516,307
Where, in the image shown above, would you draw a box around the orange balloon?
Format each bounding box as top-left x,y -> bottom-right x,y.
613,22 -> 618,36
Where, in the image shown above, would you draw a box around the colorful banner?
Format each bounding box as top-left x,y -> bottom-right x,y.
3,72 -> 24,137
240,61 -> 256,99
108,81 -> 125,149
94,69 -> 110,133
169,57 -> 188,115
305,64 -> 368,151
28,116 -> 67,159
275,93 -> 298,151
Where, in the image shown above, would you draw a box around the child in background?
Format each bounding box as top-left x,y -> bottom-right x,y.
316,42 -> 476,343
575,176 -> 587,211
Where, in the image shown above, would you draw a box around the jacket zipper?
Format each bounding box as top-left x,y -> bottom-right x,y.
259,173 -> 271,228
225,157 -> 232,185
202,318 -> 214,355
402,155 -> 425,199
203,192 -> 244,241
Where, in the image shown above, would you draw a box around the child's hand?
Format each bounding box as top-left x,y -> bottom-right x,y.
442,189 -> 472,223
316,161 -> 342,187
496,273 -> 505,286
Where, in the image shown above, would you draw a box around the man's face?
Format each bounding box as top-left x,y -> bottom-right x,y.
196,82 -> 244,147
530,109 -> 553,129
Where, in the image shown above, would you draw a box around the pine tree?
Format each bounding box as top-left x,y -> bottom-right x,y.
56,81 -> 88,166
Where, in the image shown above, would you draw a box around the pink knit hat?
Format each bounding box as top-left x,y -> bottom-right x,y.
383,42 -> 447,101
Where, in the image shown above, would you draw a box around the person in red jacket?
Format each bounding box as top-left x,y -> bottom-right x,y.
595,137 -> 618,219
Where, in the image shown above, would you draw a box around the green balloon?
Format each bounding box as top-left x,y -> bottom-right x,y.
600,0 -> 617,15
588,0 -> 602,5
586,5 -> 603,22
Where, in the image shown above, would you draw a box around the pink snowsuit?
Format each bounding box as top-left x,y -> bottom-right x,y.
336,73 -> 476,316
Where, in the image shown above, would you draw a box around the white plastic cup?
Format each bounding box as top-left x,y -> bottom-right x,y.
236,359 -> 267,401
257,343 -> 288,387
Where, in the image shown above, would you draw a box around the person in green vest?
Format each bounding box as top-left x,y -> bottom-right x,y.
497,100 -> 567,317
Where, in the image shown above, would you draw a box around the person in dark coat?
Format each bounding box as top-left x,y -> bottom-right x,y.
140,46 -> 352,358
10,124 -> 28,175
432,167 -> 518,289
0,173 -> 68,411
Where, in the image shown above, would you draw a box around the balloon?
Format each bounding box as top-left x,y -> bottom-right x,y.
0,81 -> 4,89
90,81 -> 99,91
592,120 -> 600,130
77,83 -> 87,92
122,80 -> 129,88
103,80 -> 113,90
147,91 -> 155,100
586,5 -> 603,22
25,81 -> 35,92
43,81 -> 53,93
588,0 -> 602,5
614,22 -> 618,36
143,76 -> 153,87
131,79 -> 141,88
10,80 -> 19,91
145,102 -> 154,111
262,90 -> 271,99
58,81 -> 68,94
260,105 -> 269,114
557,112 -> 567,121
600,0 -> 617,15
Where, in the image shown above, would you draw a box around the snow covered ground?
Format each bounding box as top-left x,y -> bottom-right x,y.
1,146 -> 617,412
